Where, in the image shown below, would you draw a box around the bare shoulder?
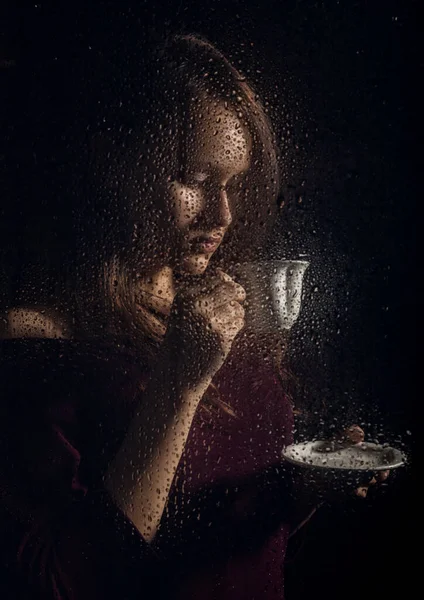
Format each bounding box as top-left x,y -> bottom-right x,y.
3,306 -> 68,339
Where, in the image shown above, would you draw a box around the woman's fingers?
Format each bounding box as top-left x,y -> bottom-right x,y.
331,426 -> 391,500
355,486 -> 369,499
355,469 -> 390,498
211,303 -> 245,334
377,469 -> 390,483
186,273 -> 246,306
188,271 -> 246,352
210,281 -> 246,306
215,301 -> 245,319
343,425 -> 365,444
167,270 -> 247,381
367,470 -> 390,487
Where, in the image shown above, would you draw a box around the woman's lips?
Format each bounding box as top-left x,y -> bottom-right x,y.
190,235 -> 222,253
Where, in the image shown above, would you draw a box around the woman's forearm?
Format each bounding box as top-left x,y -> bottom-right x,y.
104,348 -> 212,542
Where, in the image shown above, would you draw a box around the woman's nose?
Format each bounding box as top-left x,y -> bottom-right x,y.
204,187 -> 233,229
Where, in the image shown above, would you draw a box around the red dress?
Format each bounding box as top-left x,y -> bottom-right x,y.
0,338 -> 294,599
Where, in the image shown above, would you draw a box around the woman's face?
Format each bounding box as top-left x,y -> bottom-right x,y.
168,95 -> 252,275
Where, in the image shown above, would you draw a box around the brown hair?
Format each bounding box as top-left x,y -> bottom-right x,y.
75,34 -> 279,344
73,35 -> 283,414
1,34 -> 282,414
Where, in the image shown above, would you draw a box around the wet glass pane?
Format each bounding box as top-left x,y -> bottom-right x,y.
1,2 -> 415,599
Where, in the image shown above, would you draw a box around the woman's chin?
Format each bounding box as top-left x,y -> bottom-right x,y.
180,253 -> 212,275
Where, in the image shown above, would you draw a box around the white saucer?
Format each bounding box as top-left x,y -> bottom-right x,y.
282,441 -> 406,472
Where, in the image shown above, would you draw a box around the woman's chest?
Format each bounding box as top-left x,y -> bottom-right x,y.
173,361 -> 294,492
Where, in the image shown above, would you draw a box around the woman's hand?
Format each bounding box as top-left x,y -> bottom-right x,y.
341,425 -> 390,498
107,270 -> 245,541
164,269 -> 246,383
318,425 -> 390,500
287,425 -> 391,508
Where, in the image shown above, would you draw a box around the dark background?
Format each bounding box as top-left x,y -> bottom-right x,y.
1,1 -> 417,598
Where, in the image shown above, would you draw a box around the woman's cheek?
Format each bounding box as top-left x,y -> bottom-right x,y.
169,182 -> 204,229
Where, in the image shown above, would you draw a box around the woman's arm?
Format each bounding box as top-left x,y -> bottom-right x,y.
104,346 -> 213,542
105,270 -> 246,542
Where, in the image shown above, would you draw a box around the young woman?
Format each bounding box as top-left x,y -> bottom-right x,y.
0,34 -> 375,600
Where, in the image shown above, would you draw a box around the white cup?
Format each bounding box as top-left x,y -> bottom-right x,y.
234,260 -> 309,334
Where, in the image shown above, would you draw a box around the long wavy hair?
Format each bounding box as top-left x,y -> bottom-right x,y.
72,35 -> 280,349
2,34 -> 285,414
